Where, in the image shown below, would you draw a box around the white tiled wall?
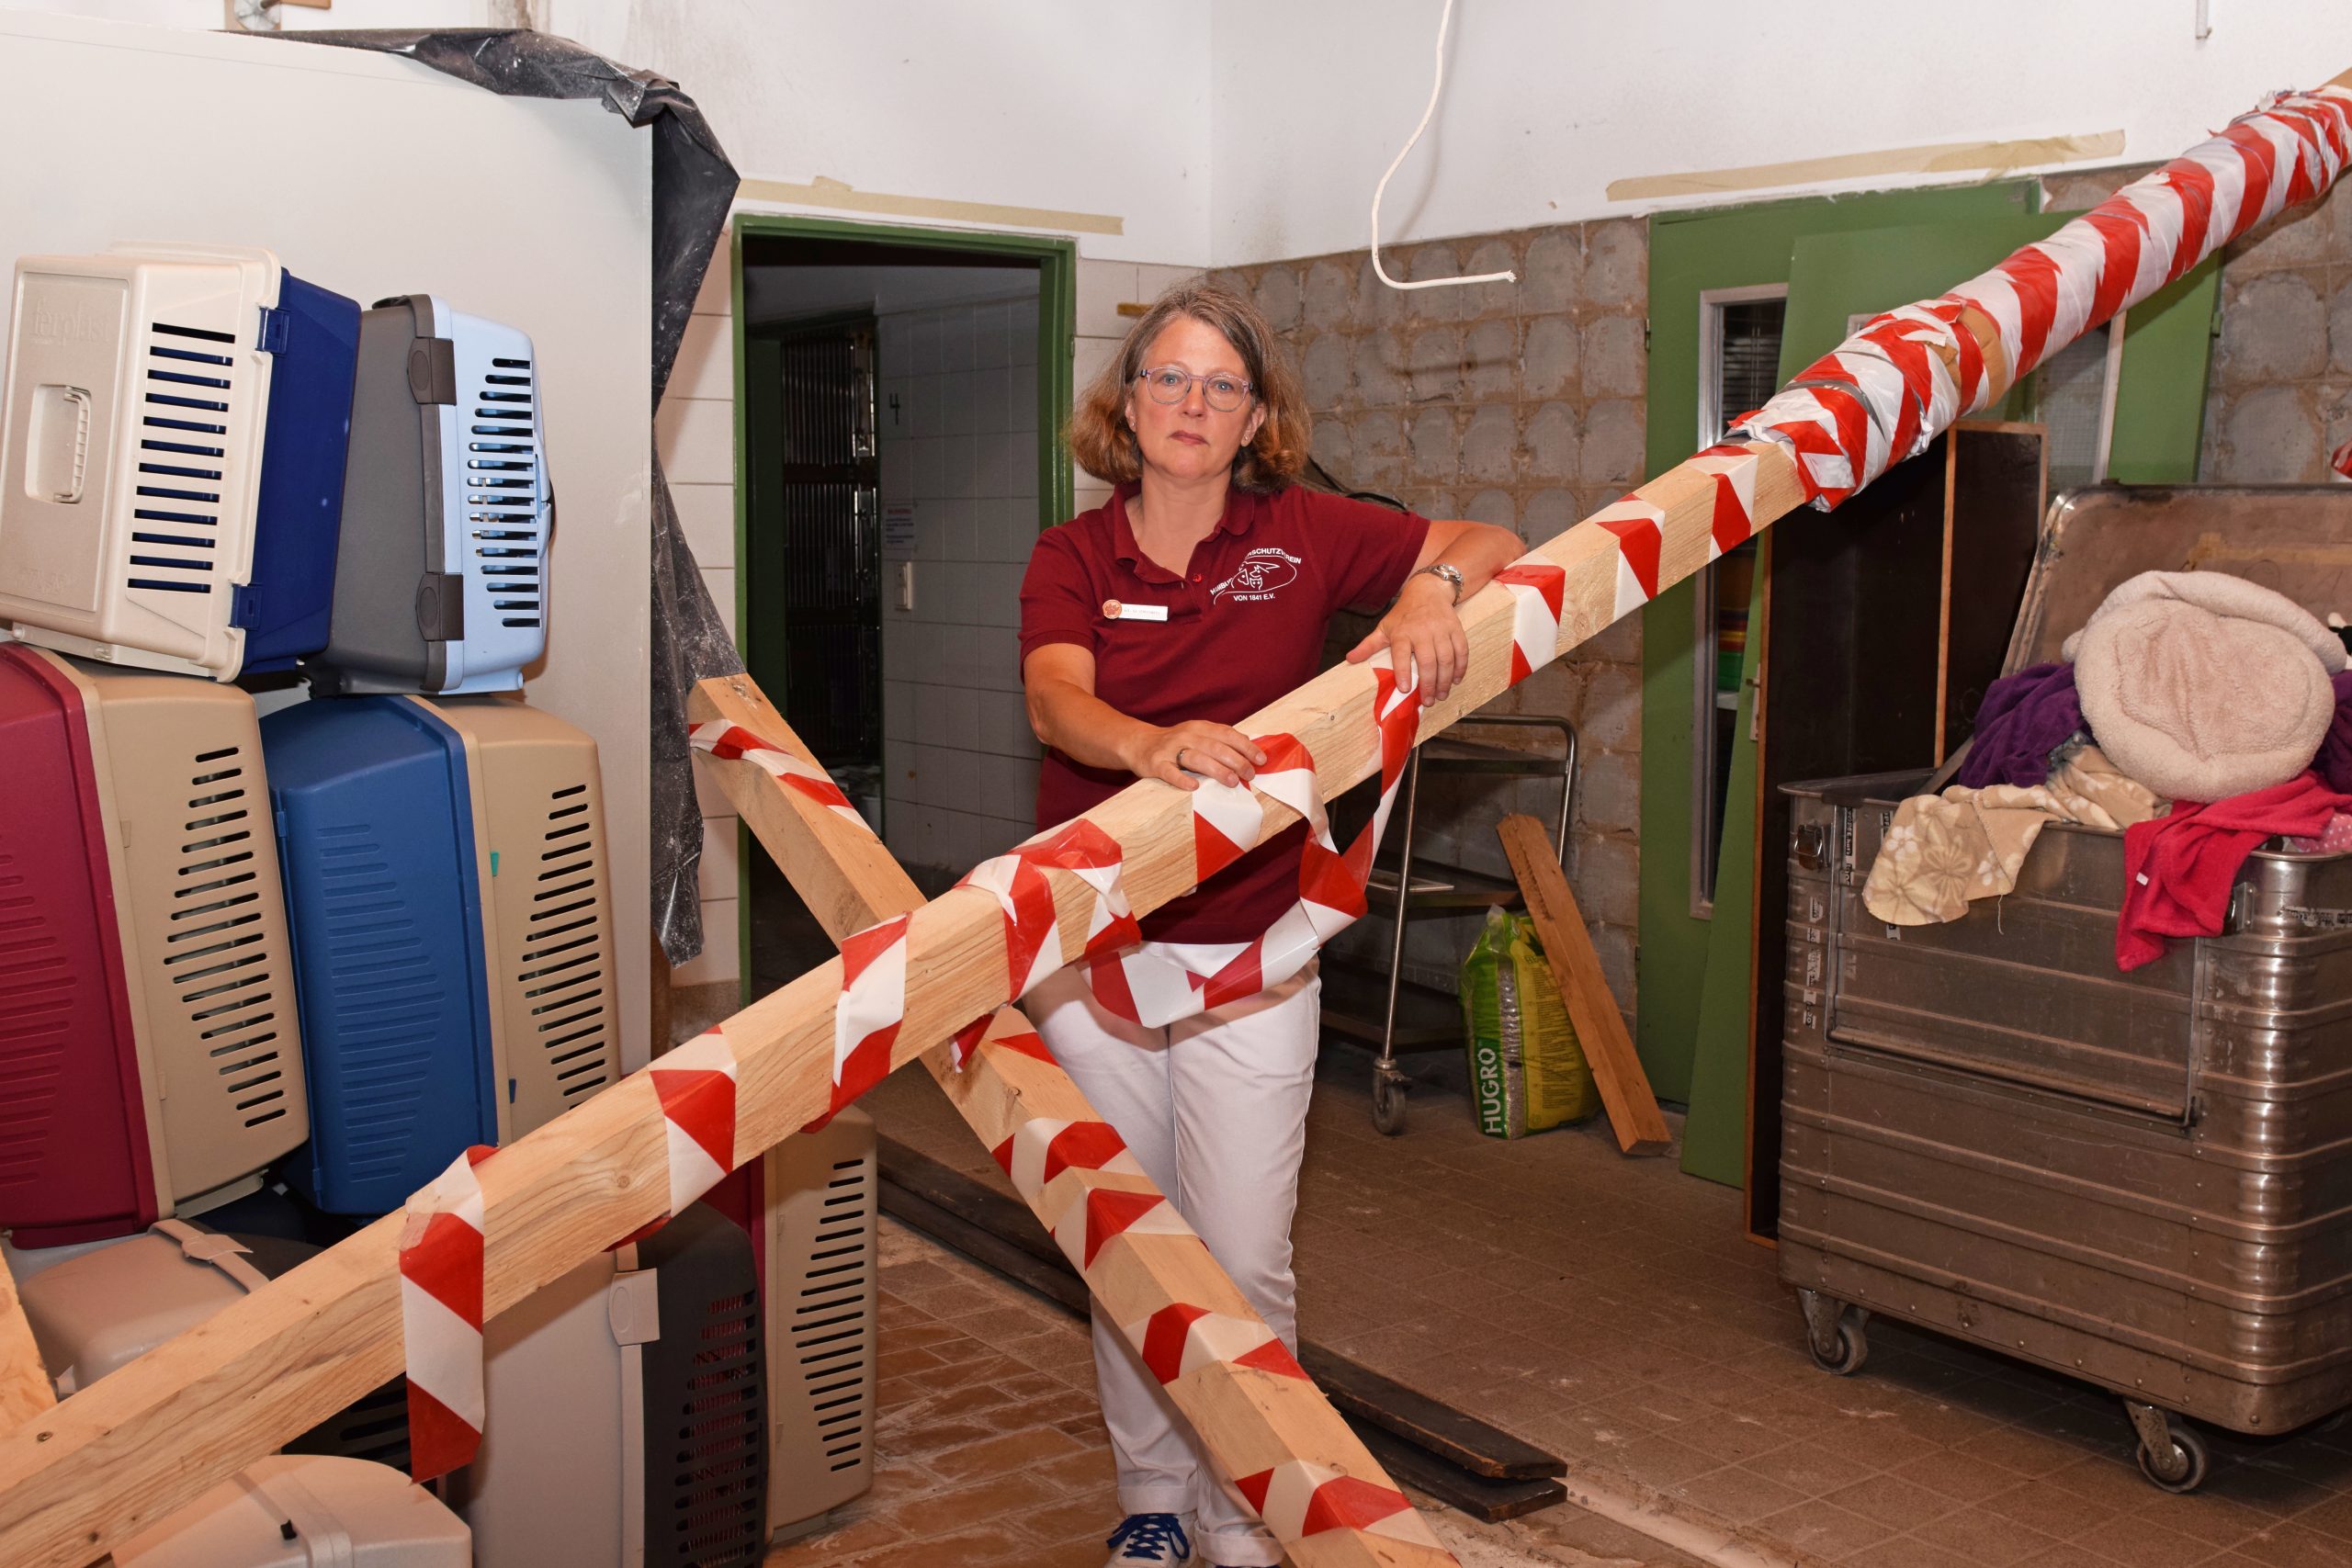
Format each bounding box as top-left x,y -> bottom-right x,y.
663,227 -> 741,986
876,293 -> 1043,874
1070,260 -> 1204,517
662,230 -> 1199,987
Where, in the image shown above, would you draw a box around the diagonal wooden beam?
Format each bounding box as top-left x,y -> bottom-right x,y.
689,671 -> 1458,1565
0,433 -> 1788,1568
0,1255 -> 52,1435
3,73 -> 2342,1564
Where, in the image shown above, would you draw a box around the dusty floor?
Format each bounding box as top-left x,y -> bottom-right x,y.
763,1217 -> 1697,1568
858,1050 -> 2352,1568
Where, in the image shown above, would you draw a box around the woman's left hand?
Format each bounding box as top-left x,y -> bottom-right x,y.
1346,574 -> 1467,705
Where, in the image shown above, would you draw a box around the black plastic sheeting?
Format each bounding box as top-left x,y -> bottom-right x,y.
277,28 -> 746,966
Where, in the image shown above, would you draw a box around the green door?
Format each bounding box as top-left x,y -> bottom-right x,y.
1638,183 -> 2042,1107
1671,214 -> 2221,1190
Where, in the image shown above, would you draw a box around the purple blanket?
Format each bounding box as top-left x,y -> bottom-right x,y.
2314,669 -> 2352,794
1957,662 -> 2085,790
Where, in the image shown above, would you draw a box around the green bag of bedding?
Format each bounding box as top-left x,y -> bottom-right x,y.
1461,907 -> 1600,1138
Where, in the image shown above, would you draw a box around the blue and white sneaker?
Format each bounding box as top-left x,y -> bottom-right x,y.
1104,1512 -> 1193,1564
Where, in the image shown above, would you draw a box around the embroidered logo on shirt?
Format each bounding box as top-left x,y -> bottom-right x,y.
1211,547 -> 1303,604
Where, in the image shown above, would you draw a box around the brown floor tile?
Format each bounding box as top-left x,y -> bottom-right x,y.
2205,1523 -> 2352,1568
1823,1471 -> 1964,1531
927,1425 -> 1090,1484
1836,1536 -> 1984,1568
1903,1504 -> 2063,1567
1753,1500 -> 1896,1559
1662,1462 -> 1810,1527
834,1522 -> 1035,1567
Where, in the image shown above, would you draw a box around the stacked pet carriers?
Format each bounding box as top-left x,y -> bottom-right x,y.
0,643 -> 307,1246
261,693 -> 617,1215
311,294 -> 549,696
0,244 -> 358,681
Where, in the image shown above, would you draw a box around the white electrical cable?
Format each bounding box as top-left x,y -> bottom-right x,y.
1370,0 -> 1519,292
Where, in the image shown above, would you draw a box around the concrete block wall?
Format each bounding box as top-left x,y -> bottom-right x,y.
2042,163 -> 2352,485
877,291 -> 1045,880
1203,227 -> 1648,1018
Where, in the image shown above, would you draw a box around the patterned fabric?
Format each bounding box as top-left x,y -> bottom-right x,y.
1863,746 -> 2162,927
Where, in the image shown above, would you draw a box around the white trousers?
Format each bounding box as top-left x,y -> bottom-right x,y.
1024,962 -> 1321,1568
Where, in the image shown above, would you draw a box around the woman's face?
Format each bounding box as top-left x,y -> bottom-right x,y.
1124,314 -> 1266,487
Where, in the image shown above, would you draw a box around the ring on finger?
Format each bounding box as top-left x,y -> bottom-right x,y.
1177,746 -> 1189,772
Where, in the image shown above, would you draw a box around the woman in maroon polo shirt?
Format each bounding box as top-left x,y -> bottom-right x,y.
1019,282 -> 1522,1568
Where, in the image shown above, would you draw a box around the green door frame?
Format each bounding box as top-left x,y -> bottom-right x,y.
729,211 -> 1080,995
1636,180 -> 2044,1104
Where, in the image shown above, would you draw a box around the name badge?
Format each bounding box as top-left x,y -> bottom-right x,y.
1102,599 -> 1168,623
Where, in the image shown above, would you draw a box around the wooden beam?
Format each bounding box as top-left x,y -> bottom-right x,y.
1496,815 -> 1671,1156
0,359 -> 1791,1568
689,672 -> 1460,1565
0,436 -> 1800,1568
0,1254 -> 52,1435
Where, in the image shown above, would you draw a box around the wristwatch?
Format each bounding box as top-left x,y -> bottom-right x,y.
1411,562 -> 1465,604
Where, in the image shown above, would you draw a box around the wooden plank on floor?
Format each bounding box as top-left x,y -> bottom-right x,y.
1496,815 -> 1672,1156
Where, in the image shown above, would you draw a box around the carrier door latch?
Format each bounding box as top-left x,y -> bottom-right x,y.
256,305 -> 291,355
407,336 -> 458,405
414,571 -> 466,642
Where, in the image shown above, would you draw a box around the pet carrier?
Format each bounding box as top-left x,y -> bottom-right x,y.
0,644 -> 307,1247
762,1106 -> 878,1540
261,694 -> 616,1216
113,1455 -> 469,1568
445,1204 -> 767,1568
7,1215 -> 410,1461
308,295 -> 548,696
0,243 -> 358,680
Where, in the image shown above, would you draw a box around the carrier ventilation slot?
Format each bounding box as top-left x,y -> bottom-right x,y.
792,1154 -> 876,1473
130,322 -> 235,597
163,746 -> 289,1132
468,357 -> 543,630
306,819 -> 438,1183
0,844 -> 74,1194
525,780 -> 611,1104
669,1285 -> 766,1563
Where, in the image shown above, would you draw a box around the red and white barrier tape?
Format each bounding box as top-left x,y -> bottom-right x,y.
1736,85 -> 2352,504
689,719 -> 867,829
1236,1461 -> 1441,1551
649,1029 -> 737,1215
397,1145 -> 494,1483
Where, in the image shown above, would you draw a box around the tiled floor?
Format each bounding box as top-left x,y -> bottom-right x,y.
858,1050 -> 2352,1568
768,1218 -> 1691,1568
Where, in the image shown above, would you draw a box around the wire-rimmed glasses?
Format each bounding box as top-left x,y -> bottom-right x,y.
1136,365 -> 1254,412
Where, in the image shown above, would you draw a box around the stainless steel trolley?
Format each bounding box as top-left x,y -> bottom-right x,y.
1779,484 -> 2352,1491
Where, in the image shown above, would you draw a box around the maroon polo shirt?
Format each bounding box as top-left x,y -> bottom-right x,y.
1019,481 -> 1430,942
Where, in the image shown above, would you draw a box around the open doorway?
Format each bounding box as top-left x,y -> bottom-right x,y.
731,219 -> 1075,995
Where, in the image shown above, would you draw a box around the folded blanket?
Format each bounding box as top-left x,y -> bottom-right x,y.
2067,570 -> 2344,804
1864,746 -> 2161,927
1955,662 -> 2084,790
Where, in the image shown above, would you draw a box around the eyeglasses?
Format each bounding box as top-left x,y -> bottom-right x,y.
1136,365 -> 1254,412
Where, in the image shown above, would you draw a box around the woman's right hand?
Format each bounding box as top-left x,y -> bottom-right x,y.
1125,721 -> 1268,792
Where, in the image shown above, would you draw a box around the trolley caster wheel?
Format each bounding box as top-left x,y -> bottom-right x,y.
1797,1290 -> 1869,1377
1371,1069 -> 1408,1136
2127,1403 -> 2209,1494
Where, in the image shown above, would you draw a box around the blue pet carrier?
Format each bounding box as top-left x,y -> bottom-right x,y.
0,243 -> 358,681
307,296 -> 549,696
262,694 -> 617,1215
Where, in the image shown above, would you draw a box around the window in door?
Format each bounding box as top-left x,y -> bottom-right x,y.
1690,286 -> 1785,917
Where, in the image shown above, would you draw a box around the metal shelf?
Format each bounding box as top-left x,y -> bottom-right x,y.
1365,856 -> 1524,911
1321,965 -> 1459,1053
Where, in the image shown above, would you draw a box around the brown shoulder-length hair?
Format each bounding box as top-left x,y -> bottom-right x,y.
1067,281 -> 1309,492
